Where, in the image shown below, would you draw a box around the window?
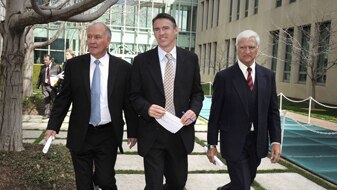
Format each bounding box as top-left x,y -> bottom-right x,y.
213,42 -> 218,74
283,28 -> 293,81
276,0 -> 282,7
211,0 -> 215,28
208,43 -> 212,74
203,44 -> 206,74
270,31 -> 279,72
289,0 -> 296,3
175,6 -> 193,32
232,38 -> 237,64
225,40 -> 230,69
316,22 -> 331,84
216,0 -> 220,26
298,25 -> 311,83
206,0 -> 209,29
254,0 -> 259,14
236,0 -> 240,20
201,2 -> 204,30
244,0 -> 249,17
229,0 -> 233,22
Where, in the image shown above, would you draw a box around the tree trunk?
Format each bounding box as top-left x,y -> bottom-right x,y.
311,79 -> 317,109
0,30 -> 25,151
23,29 -> 34,97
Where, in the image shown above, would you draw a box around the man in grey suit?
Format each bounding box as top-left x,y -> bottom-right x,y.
44,23 -> 138,190
37,54 -> 61,118
207,30 -> 282,190
130,13 -> 204,190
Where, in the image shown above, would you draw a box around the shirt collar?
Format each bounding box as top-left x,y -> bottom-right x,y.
91,52 -> 109,65
238,60 -> 256,72
158,46 -> 177,62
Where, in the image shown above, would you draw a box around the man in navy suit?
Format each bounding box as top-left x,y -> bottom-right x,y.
44,23 -> 138,190
207,30 -> 281,190
130,13 -> 204,190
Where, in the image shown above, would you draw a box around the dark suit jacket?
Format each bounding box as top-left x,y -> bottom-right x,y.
47,53 -> 138,152
207,63 -> 281,161
130,47 -> 204,156
37,63 -> 61,89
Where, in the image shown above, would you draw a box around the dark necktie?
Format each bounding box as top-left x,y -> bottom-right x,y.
247,67 -> 254,91
89,60 -> 101,126
46,67 -> 50,85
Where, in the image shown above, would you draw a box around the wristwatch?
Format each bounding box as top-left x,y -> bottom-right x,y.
208,145 -> 216,149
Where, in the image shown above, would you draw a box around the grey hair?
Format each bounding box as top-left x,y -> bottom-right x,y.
88,22 -> 112,39
235,30 -> 260,47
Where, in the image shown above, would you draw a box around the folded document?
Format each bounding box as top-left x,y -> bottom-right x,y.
156,111 -> 183,133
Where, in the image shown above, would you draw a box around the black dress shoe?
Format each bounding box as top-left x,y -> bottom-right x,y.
217,183 -> 231,190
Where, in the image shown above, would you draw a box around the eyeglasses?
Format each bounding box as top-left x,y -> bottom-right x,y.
239,46 -> 257,51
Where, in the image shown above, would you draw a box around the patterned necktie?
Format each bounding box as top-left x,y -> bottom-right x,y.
90,60 -> 101,126
164,53 -> 175,115
247,67 -> 254,91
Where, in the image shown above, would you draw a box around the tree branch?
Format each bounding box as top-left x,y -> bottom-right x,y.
13,0 -> 118,28
33,22 -> 65,49
67,0 -> 116,22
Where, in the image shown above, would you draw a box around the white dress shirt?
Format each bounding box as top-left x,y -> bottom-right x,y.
90,53 -> 111,125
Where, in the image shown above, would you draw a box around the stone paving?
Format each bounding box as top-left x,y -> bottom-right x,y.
22,113 -> 334,190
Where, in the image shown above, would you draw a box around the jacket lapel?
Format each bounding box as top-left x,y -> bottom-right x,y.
232,63 -> 250,116
82,55 -> 91,102
148,48 -> 165,96
174,47 -> 185,93
107,54 -> 119,99
256,64 -> 266,116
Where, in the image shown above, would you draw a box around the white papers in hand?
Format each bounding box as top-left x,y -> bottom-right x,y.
155,111 -> 183,133
42,136 -> 54,154
203,146 -> 225,167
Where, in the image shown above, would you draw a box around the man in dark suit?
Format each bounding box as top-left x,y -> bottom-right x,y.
37,54 -> 61,119
44,23 -> 138,190
207,30 -> 281,190
129,13 -> 204,190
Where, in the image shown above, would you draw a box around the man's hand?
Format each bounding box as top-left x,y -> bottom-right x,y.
127,138 -> 137,149
44,130 -> 56,141
207,146 -> 219,165
270,143 -> 281,163
181,110 -> 196,126
148,104 -> 165,119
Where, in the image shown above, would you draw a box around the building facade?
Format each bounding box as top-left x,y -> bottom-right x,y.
34,0 -> 198,64
196,0 -> 337,105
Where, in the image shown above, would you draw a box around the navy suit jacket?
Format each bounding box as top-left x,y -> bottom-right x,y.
207,63 -> 281,161
47,53 -> 138,152
130,47 -> 204,156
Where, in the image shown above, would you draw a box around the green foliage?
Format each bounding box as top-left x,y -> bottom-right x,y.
34,64 -> 43,87
0,144 -> 75,189
22,93 -> 44,115
201,82 -> 212,96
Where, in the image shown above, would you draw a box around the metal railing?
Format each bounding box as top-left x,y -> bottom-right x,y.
278,92 -> 337,124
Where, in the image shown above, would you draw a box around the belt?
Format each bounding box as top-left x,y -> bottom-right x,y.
89,122 -> 112,129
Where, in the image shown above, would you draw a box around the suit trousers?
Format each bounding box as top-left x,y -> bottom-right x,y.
226,132 -> 261,190
70,124 -> 118,190
42,84 -> 57,116
143,127 -> 188,190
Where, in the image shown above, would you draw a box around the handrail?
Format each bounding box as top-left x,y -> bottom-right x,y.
278,92 -> 337,124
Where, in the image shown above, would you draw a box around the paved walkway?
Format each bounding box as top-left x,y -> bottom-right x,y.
22,112 -> 336,190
